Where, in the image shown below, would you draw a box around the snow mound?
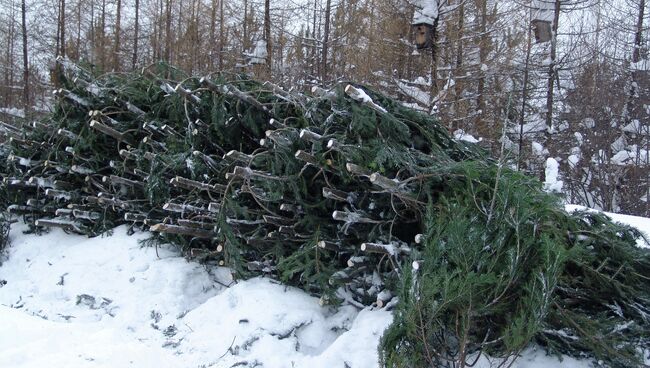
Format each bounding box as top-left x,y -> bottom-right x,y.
0,224 -> 392,368
2,212 -> 648,367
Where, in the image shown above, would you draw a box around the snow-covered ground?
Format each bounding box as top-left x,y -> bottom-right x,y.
1,206 -> 648,368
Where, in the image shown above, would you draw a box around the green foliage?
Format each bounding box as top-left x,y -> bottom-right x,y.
2,61 -> 648,368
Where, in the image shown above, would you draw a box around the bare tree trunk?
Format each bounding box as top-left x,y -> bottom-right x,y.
60,0 -> 66,58
518,25 -> 533,171
321,0 -> 331,83
476,0 -> 488,117
453,1 -> 465,129
55,0 -> 61,60
630,0 -> 647,215
164,0 -> 172,63
265,0 -> 272,76
21,0 -> 29,113
76,1 -> 81,60
243,0 -> 249,54
132,0 -> 139,69
90,0 -> 95,65
114,0 -> 121,71
312,0 -> 318,78
545,0 -> 561,132
219,0 -> 225,70
209,0 -> 217,70
632,0 -> 645,64
100,0 -> 106,70
428,17 -> 440,109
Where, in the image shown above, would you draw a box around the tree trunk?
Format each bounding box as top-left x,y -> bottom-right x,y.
476,0 -> 488,119
60,0 -> 66,58
265,0 -> 272,75
545,0 -> 561,133
632,0 -> 645,64
429,16 -> 440,109
21,0 -> 29,113
219,0 -> 225,70
243,0 -> 249,54
209,0 -> 217,70
3,2 -> 15,106
114,0 -> 121,71
76,1 -> 81,61
132,0 -> 139,69
90,0 -> 95,65
100,0 -> 106,70
55,0 -> 61,60
321,0 -> 331,83
312,0 -> 318,79
165,0 -> 172,63
453,1 -> 465,130
518,24 -> 533,171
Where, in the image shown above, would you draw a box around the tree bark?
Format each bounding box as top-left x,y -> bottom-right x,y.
60,0 -> 66,58
209,0 -> 217,70
518,24 -> 533,171
632,0 -> 645,64
243,0 -> 249,54
545,0 -> 561,132
132,0 -> 139,69
100,0 -> 106,70
219,0 -> 225,70
21,0 -> 29,113
165,0 -> 172,63
321,0 -> 332,83
476,0 -> 488,117
265,0 -> 272,75
114,0 -> 121,71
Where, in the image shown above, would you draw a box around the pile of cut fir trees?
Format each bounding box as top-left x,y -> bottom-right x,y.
1,59 -> 649,367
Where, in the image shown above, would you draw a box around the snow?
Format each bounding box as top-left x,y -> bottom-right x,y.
2,210 -> 649,367
544,157 -> 563,193
453,129 -> 480,143
395,79 -> 430,106
621,119 -> 649,135
532,0 -> 554,22
568,153 -> 581,168
581,117 -> 596,129
0,107 -> 25,118
0,224 -> 392,368
246,40 -> 268,65
611,134 -> 627,152
509,119 -> 546,135
566,205 -> 650,249
531,141 -> 549,156
412,0 -> 439,26
611,147 -> 649,166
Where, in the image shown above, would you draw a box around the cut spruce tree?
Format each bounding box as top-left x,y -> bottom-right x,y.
1,59 -> 648,368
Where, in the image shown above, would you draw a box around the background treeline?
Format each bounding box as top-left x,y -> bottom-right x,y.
0,0 -> 648,216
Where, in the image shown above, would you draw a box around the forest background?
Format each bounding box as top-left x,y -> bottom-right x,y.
0,0 -> 648,216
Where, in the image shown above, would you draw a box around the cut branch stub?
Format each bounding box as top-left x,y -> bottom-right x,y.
149,223 -> 214,238
346,163 -> 371,177
162,202 -> 208,214
224,150 -> 254,163
295,150 -> 320,166
170,176 -> 226,194
318,240 -> 341,252
344,85 -> 387,113
369,172 -> 399,191
299,129 -> 323,143
89,120 -> 135,145
322,187 -> 351,202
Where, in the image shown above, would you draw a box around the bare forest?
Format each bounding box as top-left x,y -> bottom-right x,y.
0,0 -> 648,216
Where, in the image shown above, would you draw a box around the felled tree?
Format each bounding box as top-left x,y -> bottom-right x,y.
1,59 -> 649,367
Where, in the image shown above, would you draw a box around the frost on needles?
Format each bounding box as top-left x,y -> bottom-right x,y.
1,59 -> 648,368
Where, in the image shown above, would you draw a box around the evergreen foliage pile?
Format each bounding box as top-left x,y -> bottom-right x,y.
1,59 -> 648,367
